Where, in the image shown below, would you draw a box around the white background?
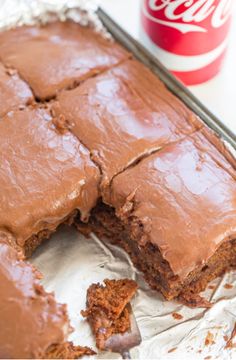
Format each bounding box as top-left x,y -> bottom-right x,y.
99,0 -> 236,135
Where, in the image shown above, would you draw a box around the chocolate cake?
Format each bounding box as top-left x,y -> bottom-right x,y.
0,21 -> 129,100
98,131 -> 236,300
0,18 -> 236,358
0,107 -> 99,257
81,279 -> 138,350
53,59 -> 202,188
0,62 -> 33,116
0,242 -> 95,358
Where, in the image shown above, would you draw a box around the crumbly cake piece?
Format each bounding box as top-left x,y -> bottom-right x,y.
52,58 -> 202,188
0,107 -> 100,256
81,279 -> 138,350
0,21 -> 129,100
0,17 -> 235,359
98,131 -> 236,300
0,62 -> 33,117
44,342 -> 96,359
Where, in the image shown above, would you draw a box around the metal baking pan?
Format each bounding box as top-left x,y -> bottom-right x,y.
97,8 -> 236,150
3,5 -> 234,358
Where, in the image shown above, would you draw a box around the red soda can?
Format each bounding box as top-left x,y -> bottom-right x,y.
141,0 -> 232,85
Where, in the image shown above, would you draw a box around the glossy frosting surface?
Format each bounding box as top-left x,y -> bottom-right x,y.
0,107 -> 99,248
106,132 -> 236,279
0,62 -> 33,117
0,21 -> 129,100
0,243 -> 68,358
0,19 -> 235,356
53,59 -> 201,187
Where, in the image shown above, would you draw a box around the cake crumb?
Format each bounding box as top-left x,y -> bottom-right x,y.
44,341 -> 96,359
224,335 -> 229,342
172,312 -> 183,320
225,323 -> 236,349
179,292 -> 212,308
204,356 -> 211,360
6,67 -> 17,76
168,347 -> 177,353
204,331 -> 215,346
208,285 -> 215,290
52,114 -> 71,135
224,283 -> 233,289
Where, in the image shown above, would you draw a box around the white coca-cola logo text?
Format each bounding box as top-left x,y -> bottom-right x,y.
143,0 -> 232,33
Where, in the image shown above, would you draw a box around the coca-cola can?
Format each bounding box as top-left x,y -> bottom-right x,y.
140,0 -> 233,85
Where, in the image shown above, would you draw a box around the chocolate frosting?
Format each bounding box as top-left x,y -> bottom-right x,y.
105,131 -> 236,279
0,62 -> 33,117
0,21 -> 129,100
0,20 -> 235,357
0,107 -> 100,249
53,59 -> 201,188
0,242 -> 69,358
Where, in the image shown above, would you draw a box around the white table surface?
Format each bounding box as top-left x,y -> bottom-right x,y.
100,0 -> 236,135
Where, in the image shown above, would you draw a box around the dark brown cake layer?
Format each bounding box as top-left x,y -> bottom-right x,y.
99,131 -> 236,299
0,21 -> 129,100
82,279 -> 138,350
52,58 -> 202,188
104,131 -> 236,279
0,18 -> 235,358
0,62 -> 33,117
89,203 -> 236,302
0,107 -> 100,254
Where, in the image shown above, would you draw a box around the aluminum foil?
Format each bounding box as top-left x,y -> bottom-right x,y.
0,0 -> 109,37
1,0 -> 236,358
31,226 -> 236,360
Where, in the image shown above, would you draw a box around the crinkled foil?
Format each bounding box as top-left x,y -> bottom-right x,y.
32,227 -> 236,360
1,0 -> 236,359
0,0 -> 109,37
